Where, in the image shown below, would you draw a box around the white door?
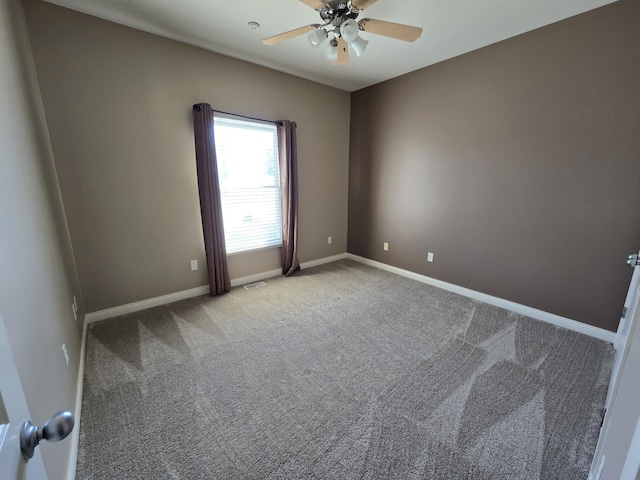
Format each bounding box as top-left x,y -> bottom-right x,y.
589,252 -> 640,479
619,417 -> 640,480
0,313 -> 48,480
605,251 -> 640,410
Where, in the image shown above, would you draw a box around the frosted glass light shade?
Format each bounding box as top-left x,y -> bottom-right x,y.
325,42 -> 338,62
308,28 -> 328,49
340,19 -> 359,43
351,36 -> 369,57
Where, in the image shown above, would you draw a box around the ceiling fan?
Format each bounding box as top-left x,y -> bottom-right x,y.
262,0 -> 423,66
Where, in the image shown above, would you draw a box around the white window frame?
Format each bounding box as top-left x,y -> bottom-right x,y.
213,114 -> 282,254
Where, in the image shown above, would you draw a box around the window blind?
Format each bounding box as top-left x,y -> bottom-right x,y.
213,116 -> 282,254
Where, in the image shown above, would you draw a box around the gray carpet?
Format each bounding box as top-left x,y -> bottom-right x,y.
76,259 -> 613,479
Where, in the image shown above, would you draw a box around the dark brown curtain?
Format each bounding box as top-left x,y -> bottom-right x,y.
278,120 -> 300,276
192,103 -> 230,295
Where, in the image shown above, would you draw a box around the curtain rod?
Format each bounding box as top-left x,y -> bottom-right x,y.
193,104 -> 282,125
214,108 -> 282,126
193,104 -> 287,126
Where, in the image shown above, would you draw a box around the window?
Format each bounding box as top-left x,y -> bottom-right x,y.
213,115 -> 282,254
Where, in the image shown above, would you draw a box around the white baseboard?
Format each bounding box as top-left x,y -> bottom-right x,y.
85,254 -> 349,322
301,253 -> 348,269
83,252 -> 613,343
230,268 -> 282,288
66,315 -> 88,480
228,254 -> 349,287
347,254 -> 616,344
85,286 -> 210,323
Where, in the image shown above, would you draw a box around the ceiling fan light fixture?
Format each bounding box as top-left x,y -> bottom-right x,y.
340,18 -> 359,43
308,28 -> 328,49
264,0 -> 422,66
325,40 -> 338,62
351,35 -> 369,57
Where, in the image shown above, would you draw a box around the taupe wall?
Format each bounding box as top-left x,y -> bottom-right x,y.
22,0 -> 638,331
0,0 -> 83,477
23,0 -> 350,313
349,0 -> 640,331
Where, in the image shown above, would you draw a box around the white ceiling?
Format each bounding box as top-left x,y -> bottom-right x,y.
43,0 -> 617,92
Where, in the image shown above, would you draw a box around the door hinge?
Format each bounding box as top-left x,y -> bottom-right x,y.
621,307 -> 627,319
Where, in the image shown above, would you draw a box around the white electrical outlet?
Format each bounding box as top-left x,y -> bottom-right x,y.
427,252 -> 434,262
191,260 -> 198,271
383,242 -> 389,251
61,344 -> 69,366
328,236 -> 332,245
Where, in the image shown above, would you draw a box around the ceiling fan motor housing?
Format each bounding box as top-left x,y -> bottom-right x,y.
320,2 -> 360,26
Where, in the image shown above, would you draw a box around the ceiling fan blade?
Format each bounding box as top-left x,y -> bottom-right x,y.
359,18 -> 423,42
262,25 -> 317,45
299,0 -> 325,10
334,37 -> 349,66
351,0 -> 378,10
